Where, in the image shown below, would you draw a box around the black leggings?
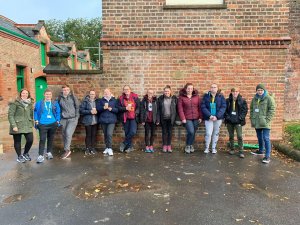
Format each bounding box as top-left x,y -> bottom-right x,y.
161,119 -> 173,146
144,122 -> 156,146
85,124 -> 98,149
13,133 -> 33,156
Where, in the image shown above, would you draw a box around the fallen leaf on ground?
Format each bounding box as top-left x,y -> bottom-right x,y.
184,172 -> 195,175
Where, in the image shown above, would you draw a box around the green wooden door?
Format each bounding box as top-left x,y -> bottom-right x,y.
35,77 -> 47,101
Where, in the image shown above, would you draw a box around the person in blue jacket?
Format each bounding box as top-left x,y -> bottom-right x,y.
97,88 -> 118,156
79,90 -> 99,155
34,89 -> 61,163
201,83 -> 226,154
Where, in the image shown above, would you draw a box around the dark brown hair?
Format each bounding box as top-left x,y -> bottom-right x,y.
44,89 -> 52,94
62,84 -> 70,89
184,83 -> 193,90
19,88 -> 31,98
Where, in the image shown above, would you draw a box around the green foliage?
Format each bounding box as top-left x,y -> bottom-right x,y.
45,18 -> 102,62
285,124 -> 300,150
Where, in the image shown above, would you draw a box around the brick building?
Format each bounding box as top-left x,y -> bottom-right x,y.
98,0 -> 299,145
285,0 -> 300,121
0,16 -> 51,119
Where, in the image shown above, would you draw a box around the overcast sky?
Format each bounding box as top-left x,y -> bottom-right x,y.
0,0 -> 101,23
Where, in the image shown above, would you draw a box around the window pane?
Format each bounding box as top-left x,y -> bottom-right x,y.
166,0 -> 223,5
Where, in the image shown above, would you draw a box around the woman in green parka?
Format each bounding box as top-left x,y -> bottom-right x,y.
250,84 -> 275,164
8,89 -> 34,163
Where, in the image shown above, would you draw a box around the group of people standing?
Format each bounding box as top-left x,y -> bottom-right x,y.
8,82 -> 275,164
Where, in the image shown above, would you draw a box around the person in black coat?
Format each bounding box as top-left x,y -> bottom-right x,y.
79,90 -> 99,155
96,88 -> 118,156
224,87 -> 248,158
140,89 -> 159,153
157,85 -> 178,153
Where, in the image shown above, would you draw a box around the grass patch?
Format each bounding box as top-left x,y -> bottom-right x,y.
285,124 -> 300,150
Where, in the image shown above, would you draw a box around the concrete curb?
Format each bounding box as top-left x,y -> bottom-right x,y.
273,142 -> 300,162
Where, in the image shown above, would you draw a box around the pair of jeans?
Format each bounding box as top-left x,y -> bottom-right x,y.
161,119 -> 173,146
123,119 -> 137,148
38,122 -> 57,155
85,124 -> 98,149
144,122 -> 156,146
255,128 -> 271,158
102,123 -> 115,148
60,118 -> 78,151
185,120 -> 199,146
12,133 -> 33,157
204,119 -> 222,151
227,123 -> 243,153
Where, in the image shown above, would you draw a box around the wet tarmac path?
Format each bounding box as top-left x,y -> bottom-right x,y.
0,148 -> 299,225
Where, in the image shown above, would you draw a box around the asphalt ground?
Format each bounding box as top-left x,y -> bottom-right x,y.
0,144 -> 299,225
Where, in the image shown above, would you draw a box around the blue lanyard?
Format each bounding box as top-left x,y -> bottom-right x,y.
44,101 -> 52,115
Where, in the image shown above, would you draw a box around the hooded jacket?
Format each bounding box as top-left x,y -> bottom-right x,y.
8,98 -> 34,134
201,91 -> 226,120
97,96 -> 118,124
224,93 -> 248,126
79,95 -> 99,126
34,99 -> 61,124
140,95 -> 158,124
57,92 -> 80,119
178,88 -> 202,121
250,91 -> 275,129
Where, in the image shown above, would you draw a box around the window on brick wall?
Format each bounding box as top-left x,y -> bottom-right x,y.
164,0 -> 226,8
16,66 -> 25,92
40,42 -> 47,67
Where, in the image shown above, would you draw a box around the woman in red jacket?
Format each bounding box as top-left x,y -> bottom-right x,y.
178,83 -> 202,154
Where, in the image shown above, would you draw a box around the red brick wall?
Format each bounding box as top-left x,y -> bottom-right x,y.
0,36 -> 39,119
102,48 -> 286,140
285,0 -> 300,121
0,32 -> 51,120
102,0 -> 289,38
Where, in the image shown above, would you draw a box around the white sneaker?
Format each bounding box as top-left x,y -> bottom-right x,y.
108,148 -> 114,156
212,149 -> 217,154
46,152 -> 53,159
103,148 -> 109,154
36,155 -> 44,163
204,149 -> 209,154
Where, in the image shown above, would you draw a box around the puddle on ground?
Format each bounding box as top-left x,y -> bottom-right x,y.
72,176 -> 160,200
2,194 -> 26,204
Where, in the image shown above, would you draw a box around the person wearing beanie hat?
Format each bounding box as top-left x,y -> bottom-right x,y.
250,84 -> 276,164
256,84 -> 265,91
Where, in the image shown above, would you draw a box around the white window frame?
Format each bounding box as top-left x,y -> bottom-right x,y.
164,0 -> 226,9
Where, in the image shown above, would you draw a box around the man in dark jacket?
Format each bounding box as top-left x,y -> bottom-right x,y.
118,85 -> 140,153
224,87 -> 248,158
201,83 -> 226,154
